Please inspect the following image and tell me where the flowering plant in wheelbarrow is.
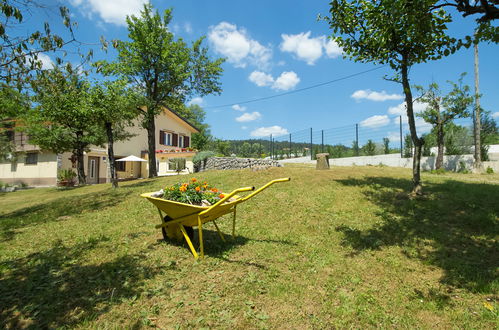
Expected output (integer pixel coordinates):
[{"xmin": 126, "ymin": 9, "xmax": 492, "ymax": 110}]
[{"xmin": 158, "ymin": 178, "xmax": 229, "ymax": 206}]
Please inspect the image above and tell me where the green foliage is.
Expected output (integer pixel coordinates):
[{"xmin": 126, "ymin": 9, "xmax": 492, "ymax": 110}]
[
  {"xmin": 176, "ymin": 104, "xmax": 211, "ymax": 151},
  {"xmin": 458, "ymin": 161, "xmax": 470, "ymax": 174},
  {"xmin": 363, "ymin": 139, "xmax": 376, "ymax": 156},
  {"xmin": 444, "ymin": 123, "xmax": 472, "ymax": 155},
  {"xmin": 430, "ymin": 168, "xmax": 447, "ymax": 174},
  {"xmin": 168, "ymin": 158, "xmax": 186, "ymax": 174},
  {"xmin": 0, "ymin": 1, "xmax": 77, "ymax": 88},
  {"xmin": 213, "ymin": 139, "xmax": 231, "ymax": 156},
  {"xmin": 162, "ymin": 179, "xmax": 223, "ymax": 205},
  {"xmin": 486, "ymin": 167, "xmax": 494, "ymax": 174},
  {"xmin": 239, "ymin": 142, "xmax": 252, "ymax": 157},
  {"xmin": 192, "ymin": 151, "xmax": 215, "ymax": 166},
  {"xmin": 480, "ymin": 110, "xmax": 499, "ymax": 161},
  {"xmin": 323, "ymin": 0, "xmax": 456, "ymax": 71},
  {"xmin": 403, "ymin": 134, "xmax": 413, "ymax": 158},
  {"xmin": 57, "ymin": 169, "xmax": 77, "ymax": 182},
  {"xmin": 383, "ymin": 138, "xmax": 390, "ymax": 154},
  {"xmin": 26, "ymin": 64, "xmax": 105, "ymax": 154}
]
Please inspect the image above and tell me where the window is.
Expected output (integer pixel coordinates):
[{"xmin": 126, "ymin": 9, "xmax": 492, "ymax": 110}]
[
  {"xmin": 25, "ymin": 152, "xmax": 38, "ymax": 165},
  {"xmin": 179, "ymin": 135, "xmax": 184, "ymax": 148},
  {"xmin": 115, "ymin": 159, "xmax": 126, "ymax": 172},
  {"xmin": 160, "ymin": 131, "xmax": 173, "ymax": 146}
]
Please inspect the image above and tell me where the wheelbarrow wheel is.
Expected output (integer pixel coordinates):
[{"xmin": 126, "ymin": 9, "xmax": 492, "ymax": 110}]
[{"xmin": 162, "ymin": 216, "xmax": 194, "ymax": 241}]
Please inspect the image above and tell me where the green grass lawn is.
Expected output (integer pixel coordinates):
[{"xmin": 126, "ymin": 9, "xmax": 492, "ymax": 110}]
[{"xmin": 1, "ymin": 165, "xmax": 498, "ymax": 328}]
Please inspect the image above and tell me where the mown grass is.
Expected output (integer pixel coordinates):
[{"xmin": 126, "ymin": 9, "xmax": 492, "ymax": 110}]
[{"xmin": 1, "ymin": 165, "xmax": 498, "ymax": 328}]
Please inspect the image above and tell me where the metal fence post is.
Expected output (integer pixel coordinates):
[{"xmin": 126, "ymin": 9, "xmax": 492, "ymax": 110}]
[
  {"xmin": 399, "ymin": 116, "xmax": 403, "ymax": 158},
  {"xmin": 355, "ymin": 123, "xmax": 359, "ymax": 156},
  {"xmin": 269, "ymin": 134, "xmax": 272, "ymax": 159},
  {"xmin": 321, "ymin": 130, "xmax": 324, "ymax": 153},
  {"xmin": 310, "ymin": 128, "xmax": 313, "ymax": 160}
]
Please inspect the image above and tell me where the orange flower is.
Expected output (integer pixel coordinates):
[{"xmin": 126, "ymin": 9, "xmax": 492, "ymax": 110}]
[
  {"xmin": 191, "ymin": 178, "xmax": 197, "ymax": 182},
  {"xmin": 211, "ymin": 188, "xmax": 218, "ymax": 193},
  {"xmin": 203, "ymin": 184, "xmax": 208, "ymax": 189},
  {"xmin": 219, "ymin": 193, "xmax": 225, "ymax": 199},
  {"xmin": 179, "ymin": 186, "xmax": 187, "ymax": 192},
  {"xmin": 195, "ymin": 186, "xmax": 201, "ymax": 192}
]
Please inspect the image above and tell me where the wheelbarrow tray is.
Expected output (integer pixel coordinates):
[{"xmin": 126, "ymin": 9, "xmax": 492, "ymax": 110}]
[{"xmin": 140, "ymin": 192, "xmax": 240, "ymax": 227}]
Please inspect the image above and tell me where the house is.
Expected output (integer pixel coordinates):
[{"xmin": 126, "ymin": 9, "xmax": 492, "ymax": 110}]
[{"xmin": 0, "ymin": 106, "xmax": 199, "ymax": 186}]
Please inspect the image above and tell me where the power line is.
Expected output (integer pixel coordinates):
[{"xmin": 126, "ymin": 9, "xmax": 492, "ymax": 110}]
[{"xmin": 205, "ymin": 65, "xmax": 388, "ymax": 109}]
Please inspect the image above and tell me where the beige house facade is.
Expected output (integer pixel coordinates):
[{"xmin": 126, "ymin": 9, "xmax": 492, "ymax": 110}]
[{"xmin": 0, "ymin": 107, "xmax": 199, "ymax": 186}]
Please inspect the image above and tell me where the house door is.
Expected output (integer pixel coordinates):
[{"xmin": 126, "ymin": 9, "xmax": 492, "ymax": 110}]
[{"xmin": 88, "ymin": 156, "xmax": 99, "ymax": 184}]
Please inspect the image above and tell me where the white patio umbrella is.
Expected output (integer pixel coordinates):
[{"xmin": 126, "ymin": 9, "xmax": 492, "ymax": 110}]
[{"xmin": 115, "ymin": 155, "xmax": 147, "ymax": 162}]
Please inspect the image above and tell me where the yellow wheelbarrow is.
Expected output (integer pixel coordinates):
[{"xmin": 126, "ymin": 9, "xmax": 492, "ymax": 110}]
[{"xmin": 141, "ymin": 178, "xmax": 290, "ymax": 259}]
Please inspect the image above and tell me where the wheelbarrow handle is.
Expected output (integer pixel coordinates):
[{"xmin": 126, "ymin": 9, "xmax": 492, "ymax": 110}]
[{"xmin": 199, "ymin": 186, "xmax": 255, "ymax": 215}]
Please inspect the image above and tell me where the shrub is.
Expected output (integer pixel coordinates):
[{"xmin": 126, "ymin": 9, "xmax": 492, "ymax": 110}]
[
  {"xmin": 192, "ymin": 151, "xmax": 215, "ymax": 165},
  {"xmin": 457, "ymin": 161, "xmax": 469, "ymax": 174},
  {"xmin": 486, "ymin": 166, "xmax": 494, "ymax": 174},
  {"xmin": 58, "ymin": 169, "xmax": 77, "ymax": 182},
  {"xmin": 430, "ymin": 168, "xmax": 447, "ymax": 174},
  {"xmin": 169, "ymin": 158, "xmax": 186, "ymax": 174}
]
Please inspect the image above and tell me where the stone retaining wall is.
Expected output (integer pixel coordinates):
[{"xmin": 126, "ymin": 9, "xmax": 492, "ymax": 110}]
[{"xmin": 197, "ymin": 157, "xmax": 281, "ymax": 172}]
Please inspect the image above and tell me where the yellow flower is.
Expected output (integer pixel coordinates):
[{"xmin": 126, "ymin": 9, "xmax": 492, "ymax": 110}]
[{"xmin": 179, "ymin": 186, "xmax": 187, "ymax": 192}]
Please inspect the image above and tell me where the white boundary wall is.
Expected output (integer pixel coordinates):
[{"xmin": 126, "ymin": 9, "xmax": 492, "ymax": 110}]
[{"xmin": 280, "ymin": 153, "xmax": 499, "ymax": 172}]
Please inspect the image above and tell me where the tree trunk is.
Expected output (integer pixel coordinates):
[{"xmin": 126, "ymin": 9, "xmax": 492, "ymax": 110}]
[
  {"xmin": 401, "ymin": 58, "xmax": 423, "ymax": 195},
  {"xmin": 436, "ymin": 122, "xmax": 444, "ymax": 170},
  {"xmin": 473, "ymin": 42, "xmax": 481, "ymax": 169},
  {"xmin": 75, "ymin": 131, "xmax": 86, "ymax": 185},
  {"xmin": 146, "ymin": 110, "xmax": 157, "ymax": 178},
  {"xmin": 105, "ymin": 122, "xmax": 118, "ymax": 188}
]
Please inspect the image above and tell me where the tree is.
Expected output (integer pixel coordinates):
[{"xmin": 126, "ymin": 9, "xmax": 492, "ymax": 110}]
[
  {"xmin": 324, "ymin": 0, "xmax": 456, "ymax": 194},
  {"xmin": 214, "ymin": 139, "xmax": 231, "ymax": 156},
  {"xmin": 239, "ymin": 142, "xmax": 252, "ymax": 157},
  {"xmin": 433, "ymin": 1, "xmax": 498, "ymax": 22},
  {"xmin": 1, "ymin": 1, "xmax": 79, "ymax": 89},
  {"xmin": 0, "ymin": 86, "xmax": 29, "ymax": 161},
  {"xmin": 416, "ymin": 74, "xmax": 473, "ymax": 169},
  {"xmin": 27, "ymin": 64, "xmax": 104, "ymax": 184},
  {"xmin": 363, "ymin": 139, "xmax": 376, "ymax": 156},
  {"xmin": 89, "ymin": 80, "xmax": 138, "ymax": 188},
  {"xmin": 404, "ymin": 134, "xmax": 413, "ymax": 158},
  {"xmin": 383, "ymin": 138, "xmax": 390, "ymax": 154},
  {"xmin": 444, "ymin": 123, "xmax": 473, "ymax": 155},
  {"xmin": 99, "ymin": 4, "xmax": 224, "ymax": 178},
  {"xmin": 252, "ymin": 143, "xmax": 263, "ymax": 158},
  {"xmin": 480, "ymin": 110, "xmax": 499, "ymax": 160},
  {"xmin": 177, "ymin": 104, "xmax": 211, "ymax": 151}
]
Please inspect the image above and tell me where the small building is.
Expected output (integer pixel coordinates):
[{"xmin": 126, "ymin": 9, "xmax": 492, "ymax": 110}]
[{"xmin": 0, "ymin": 107, "xmax": 199, "ymax": 186}]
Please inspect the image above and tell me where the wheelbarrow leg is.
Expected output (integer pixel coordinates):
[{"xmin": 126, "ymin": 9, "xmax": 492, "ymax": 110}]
[
  {"xmin": 212, "ymin": 221, "xmax": 225, "ymax": 242},
  {"xmin": 198, "ymin": 216, "xmax": 204, "ymax": 259},
  {"xmin": 232, "ymin": 207, "xmax": 237, "ymax": 238},
  {"xmin": 179, "ymin": 224, "xmax": 198, "ymax": 259}
]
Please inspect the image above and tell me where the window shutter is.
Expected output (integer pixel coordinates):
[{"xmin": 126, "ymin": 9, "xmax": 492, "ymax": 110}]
[
  {"xmin": 159, "ymin": 131, "xmax": 165, "ymax": 145},
  {"xmin": 172, "ymin": 133, "xmax": 178, "ymax": 147},
  {"xmin": 184, "ymin": 136, "xmax": 190, "ymax": 148}
]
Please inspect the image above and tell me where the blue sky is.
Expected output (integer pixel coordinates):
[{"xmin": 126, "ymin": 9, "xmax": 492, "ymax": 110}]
[{"xmin": 29, "ymin": 1, "xmax": 498, "ymax": 142}]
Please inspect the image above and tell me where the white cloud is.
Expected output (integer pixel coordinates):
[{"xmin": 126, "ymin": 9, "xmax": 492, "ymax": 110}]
[
  {"xmin": 360, "ymin": 115, "xmax": 390, "ymax": 128},
  {"xmin": 236, "ymin": 111, "xmax": 261, "ymax": 122},
  {"xmin": 251, "ymin": 125, "xmax": 289, "ymax": 137},
  {"xmin": 387, "ymin": 132, "xmax": 401, "ymax": 143},
  {"xmin": 323, "ymin": 39, "xmax": 342, "ymax": 58},
  {"xmin": 351, "ymin": 89, "xmax": 403, "ymax": 102},
  {"xmin": 388, "ymin": 101, "xmax": 427, "ymax": 116},
  {"xmin": 187, "ymin": 97, "xmax": 203, "ymax": 106},
  {"xmin": 415, "ymin": 118, "xmax": 433, "ymax": 134},
  {"xmin": 492, "ymin": 112, "xmax": 499, "ymax": 119},
  {"xmin": 70, "ymin": 0, "xmax": 147, "ymax": 26},
  {"xmin": 272, "ymin": 71, "xmax": 300, "ymax": 91},
  {"xmin": 208, "ymin": 22, "xmax": 272, "ymax": 69},
  {"xmin": 241, "ymin": 126, "xmax": 248, "ymax": 130},
  {"xmin": 232, "ymin": 104, "xmax": 246, "ymax": 112},
  {"xmin": 249, "ymin": 71, "xmax": 274, "ymax": 87},
  {"xmin": 279, "ymin": 32, "xmax": 342, "ymax": 65},
  {"xmin": 249, "ymin": 70, "xmax": 300, "ymax": 91}
]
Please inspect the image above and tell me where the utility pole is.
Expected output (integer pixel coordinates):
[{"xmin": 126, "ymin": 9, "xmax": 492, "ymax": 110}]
[{"xmin": 473, "ymin": 40, "xmax": 482, "ymax": 170}]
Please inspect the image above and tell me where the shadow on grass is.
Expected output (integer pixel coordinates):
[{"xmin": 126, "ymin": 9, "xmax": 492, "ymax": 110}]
[
  {"xmin": 0, "ymin": 236, "xmax": 162, "ymax": 328},
  {"xmin": 335, "ymin": 176, "xmax": 499, "ymax": 293},
  {"xmin": 157, "ymin": 227, "xmax": 295, "ymax": 267},
  {"xmin": 0, "ymin": 189, "xmax": 133, "ymax": 241}
]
